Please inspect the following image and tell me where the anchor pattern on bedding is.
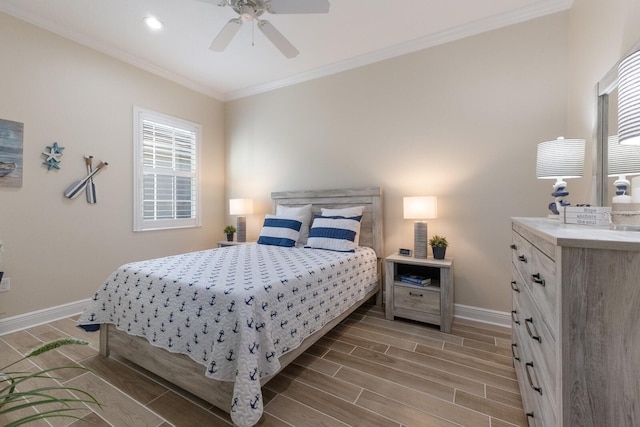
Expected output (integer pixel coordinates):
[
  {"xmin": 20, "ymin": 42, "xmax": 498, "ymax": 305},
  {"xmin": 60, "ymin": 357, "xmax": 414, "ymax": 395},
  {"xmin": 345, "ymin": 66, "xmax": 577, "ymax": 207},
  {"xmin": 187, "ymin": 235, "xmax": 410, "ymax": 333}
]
[{"xmin": 78, "ymin": 244, "xmax": 377, "ymax": 427}]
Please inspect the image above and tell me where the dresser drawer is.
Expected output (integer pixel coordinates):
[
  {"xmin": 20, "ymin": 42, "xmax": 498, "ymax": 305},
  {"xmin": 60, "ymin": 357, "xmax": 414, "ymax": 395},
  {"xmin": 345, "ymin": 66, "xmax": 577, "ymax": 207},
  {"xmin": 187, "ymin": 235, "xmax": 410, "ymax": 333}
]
[
  {"xmin": 512, "ymin": 251, "xmax": 558, "ymax": 427},
  {"xmin": 521, "ymin": 305, "xmax": 557, "ymax": 407},
  {"xmin": 515, "ymin": 319, "xmax": 557, "ymax": 426},
  {"xmin": 393, "ymin": 285, "xmax": 440, "ymax": 314},
  {"xmin": 511, "ymin": 232, "xmax": 532, "ymax": 283},
  {"xmin": 521, "ymin": 353, "xmax": 558, "ymax": 427},
  {"xmin": 527, "ymin": 244, "xmax": 558, "ymax": 337}
]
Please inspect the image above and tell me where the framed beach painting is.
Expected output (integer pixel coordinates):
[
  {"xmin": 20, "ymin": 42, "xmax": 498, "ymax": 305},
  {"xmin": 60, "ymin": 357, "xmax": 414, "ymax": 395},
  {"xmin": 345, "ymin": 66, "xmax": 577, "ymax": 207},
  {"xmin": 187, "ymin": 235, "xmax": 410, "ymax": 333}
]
[{"xmin": 0, "ymin": 118, "xmax": 23, "ymax": 187}]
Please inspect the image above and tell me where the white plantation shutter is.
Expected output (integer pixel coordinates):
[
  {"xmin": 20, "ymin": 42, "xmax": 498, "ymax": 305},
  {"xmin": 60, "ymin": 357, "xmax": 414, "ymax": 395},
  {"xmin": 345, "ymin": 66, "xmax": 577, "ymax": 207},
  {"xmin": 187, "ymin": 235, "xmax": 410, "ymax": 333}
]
[{"xmin": 134, "ymin": 107, "xmax": 201, "ymax": 231}]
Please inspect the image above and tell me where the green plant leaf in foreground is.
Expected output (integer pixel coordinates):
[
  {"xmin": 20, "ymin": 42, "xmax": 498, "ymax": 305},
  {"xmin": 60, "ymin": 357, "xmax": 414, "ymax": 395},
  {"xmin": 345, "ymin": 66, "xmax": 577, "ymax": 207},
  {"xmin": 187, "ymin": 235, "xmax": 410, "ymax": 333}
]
[{"xmin": 0, "ymin": 338, "xmax": 101, "ymax": 426}]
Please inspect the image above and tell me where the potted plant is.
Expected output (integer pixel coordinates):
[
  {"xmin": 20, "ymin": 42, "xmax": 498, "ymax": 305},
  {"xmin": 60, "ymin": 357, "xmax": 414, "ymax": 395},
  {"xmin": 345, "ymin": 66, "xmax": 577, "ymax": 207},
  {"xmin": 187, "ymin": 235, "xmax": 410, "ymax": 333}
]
[
  {"xmin": 429, "ymin": 235, "xmax": 448, "ymax": 259},
  {"xmin": 223, "ymin": 225, "xmax": 236, "ymax": 242}
]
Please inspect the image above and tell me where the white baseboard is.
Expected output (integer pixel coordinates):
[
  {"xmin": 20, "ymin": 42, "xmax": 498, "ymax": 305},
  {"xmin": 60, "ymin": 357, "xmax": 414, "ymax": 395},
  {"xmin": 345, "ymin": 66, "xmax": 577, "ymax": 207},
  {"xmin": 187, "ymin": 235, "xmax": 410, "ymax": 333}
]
[
  {"xmin": 454, "ymin": 303, "xmax": 511, "ymax": 328},
  {"xmin": 0, "ymin": 299, "xmax": 90, "ymax": 336},
  {"xmin": 0, "ymin": 299, "xmax": 510, "ymax": 336}
]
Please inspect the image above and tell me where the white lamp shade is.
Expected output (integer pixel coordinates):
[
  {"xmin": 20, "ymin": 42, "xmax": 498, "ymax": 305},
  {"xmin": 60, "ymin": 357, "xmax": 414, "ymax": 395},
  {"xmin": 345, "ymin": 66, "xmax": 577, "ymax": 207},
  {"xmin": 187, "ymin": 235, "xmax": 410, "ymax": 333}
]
[
  {"xmin": 536, "ymin": 137, "xmax": 585, "ymax": 179},
  {"xmin": 403, "ymin": 196, "xmax": 437, "ymax": 219},
  {"xmin": 608, "ymin": 135, "xmax": 640, "ymax": 176},
  {"xmin": 229, "ymin": 198, "xmax": 254, "ymax": 215},
  {"xmin": 618, "ymin": 50, "xmax": 640, "ymax": 146}
]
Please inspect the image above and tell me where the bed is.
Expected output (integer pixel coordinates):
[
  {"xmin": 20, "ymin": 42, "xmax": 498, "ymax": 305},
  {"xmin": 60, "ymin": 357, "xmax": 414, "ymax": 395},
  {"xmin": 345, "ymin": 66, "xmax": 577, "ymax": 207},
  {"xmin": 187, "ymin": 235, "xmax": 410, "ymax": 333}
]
[{"xmin": 77, "ymin": 187, "xmax": 384, "ymax": 426}]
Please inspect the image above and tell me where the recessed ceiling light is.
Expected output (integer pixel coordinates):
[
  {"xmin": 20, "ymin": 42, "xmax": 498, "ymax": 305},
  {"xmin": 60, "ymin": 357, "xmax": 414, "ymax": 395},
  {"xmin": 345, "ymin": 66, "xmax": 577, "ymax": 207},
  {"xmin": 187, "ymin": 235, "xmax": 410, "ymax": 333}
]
[{"xmin": 144, "ymin": 16, "xmax": 163, "ymax": 31}]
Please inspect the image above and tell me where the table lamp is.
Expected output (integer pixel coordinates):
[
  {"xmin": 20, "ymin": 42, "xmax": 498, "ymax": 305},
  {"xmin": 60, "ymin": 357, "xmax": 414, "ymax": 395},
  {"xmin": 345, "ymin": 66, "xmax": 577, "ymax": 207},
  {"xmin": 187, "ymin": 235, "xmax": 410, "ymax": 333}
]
[
  {"xmin": 608, "ymin": 134, "xmax": 640, "ymax": 203},
  {"xmin": 403, "ymin": 196, "xmax": 437, "ymax": 259},
  {"xmin": 229, "ymin": 198, "xmax": 253, "ymax": 242},
  {"xmin": 618, "ymin": 50, "xmax": 640, "ymax": 146},
  {"xmin": 536, "ymin": 137, "xmax": 585, "ymax": 217}
]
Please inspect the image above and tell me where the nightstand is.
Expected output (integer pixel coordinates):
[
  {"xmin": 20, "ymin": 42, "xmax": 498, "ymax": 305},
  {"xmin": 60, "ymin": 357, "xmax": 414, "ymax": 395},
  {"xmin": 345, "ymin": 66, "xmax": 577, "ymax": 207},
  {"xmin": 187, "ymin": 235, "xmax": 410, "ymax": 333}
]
[
  {"xmin": 217, "ymin": 241, "xmax": 253, "ymax": 248},
  {"xmin": 385, "ymin": 254, "xmax": 454, "ymax": 332}
]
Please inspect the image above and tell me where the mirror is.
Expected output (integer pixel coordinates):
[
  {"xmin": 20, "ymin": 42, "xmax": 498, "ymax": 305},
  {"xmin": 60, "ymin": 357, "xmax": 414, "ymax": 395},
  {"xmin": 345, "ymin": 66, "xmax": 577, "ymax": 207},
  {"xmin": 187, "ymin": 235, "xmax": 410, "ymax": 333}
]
[{"xmin": 596, "ymin": 41, "xmax": 640, "ymax": 206}]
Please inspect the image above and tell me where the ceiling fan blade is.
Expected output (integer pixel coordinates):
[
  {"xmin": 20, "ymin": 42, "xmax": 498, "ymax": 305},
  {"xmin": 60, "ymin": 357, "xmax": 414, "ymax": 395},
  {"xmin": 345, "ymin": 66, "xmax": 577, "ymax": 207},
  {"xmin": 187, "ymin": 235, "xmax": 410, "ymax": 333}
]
[
  {"xmin": 267, "ymin": 0, "xmax": 330, "ymax": 14},
  {"xmin": 210, "ymin": 18, "xmax": 243, "ymax": 51},
  {"xmin": 258, "ymin": 20, "xmax": 299, "ymax": 58}
]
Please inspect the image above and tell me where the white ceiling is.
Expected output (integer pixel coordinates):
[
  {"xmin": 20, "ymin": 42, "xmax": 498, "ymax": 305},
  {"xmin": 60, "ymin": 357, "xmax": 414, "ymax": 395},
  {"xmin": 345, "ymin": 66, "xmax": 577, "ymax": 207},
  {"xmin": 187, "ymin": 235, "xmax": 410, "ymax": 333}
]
[{"xmin": 0, "ymin": 0, "xmax": 571, "ymax": 101}]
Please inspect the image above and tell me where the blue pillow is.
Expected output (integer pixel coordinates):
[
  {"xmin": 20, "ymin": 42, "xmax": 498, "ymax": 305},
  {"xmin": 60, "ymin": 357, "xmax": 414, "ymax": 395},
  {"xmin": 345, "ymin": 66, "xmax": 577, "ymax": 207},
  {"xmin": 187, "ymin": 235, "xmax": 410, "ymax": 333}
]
[
  {"xmin": 305, "ymin": 215, "xmax": 362, "ymax": 252},
  {"xmin": 257, "ymin": 214, "xmax": 303, "ymax": 247}
]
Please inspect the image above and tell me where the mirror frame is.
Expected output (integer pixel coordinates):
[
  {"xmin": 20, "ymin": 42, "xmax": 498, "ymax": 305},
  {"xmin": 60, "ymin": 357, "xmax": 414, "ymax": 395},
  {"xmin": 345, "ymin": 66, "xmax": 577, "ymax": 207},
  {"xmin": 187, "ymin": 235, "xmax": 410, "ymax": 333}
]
[{"xmin": 596, "ymin": 40, "xmax": 640, "ymax": 206}]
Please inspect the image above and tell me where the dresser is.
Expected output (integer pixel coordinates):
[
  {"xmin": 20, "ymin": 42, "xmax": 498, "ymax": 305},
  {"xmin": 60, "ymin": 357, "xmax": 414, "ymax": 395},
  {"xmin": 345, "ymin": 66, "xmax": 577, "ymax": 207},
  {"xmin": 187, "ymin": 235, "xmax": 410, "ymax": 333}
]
[{"xmin": 510, "ymin": 218, "xmax": 640, "ymax": 426}]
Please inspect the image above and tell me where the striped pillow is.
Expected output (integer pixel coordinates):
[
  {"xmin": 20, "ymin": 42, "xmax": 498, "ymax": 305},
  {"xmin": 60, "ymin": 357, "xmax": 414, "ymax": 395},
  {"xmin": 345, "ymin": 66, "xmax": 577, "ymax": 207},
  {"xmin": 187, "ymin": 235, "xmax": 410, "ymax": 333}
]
[
  {"xmin": 321, "ymin": 206, "xmax": 365, "ymax": 245},
  {"xmin": 276, "ymin": 204, "xmax": 312, "ymax": 245},
  {"xmin": 305, "ymin": 215, "xmax": 363, "ymax": 252},
  {"xmin": 257, "ymin": 214, "xmax": 303, "ymax": 247}
]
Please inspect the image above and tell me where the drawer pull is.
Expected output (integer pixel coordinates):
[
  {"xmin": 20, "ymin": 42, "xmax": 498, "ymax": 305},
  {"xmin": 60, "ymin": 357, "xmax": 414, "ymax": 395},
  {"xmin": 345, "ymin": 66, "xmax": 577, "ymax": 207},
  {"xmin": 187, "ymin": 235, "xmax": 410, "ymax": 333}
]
[
  {"xmin": 510, "ymin": 244, "xmax": 517, "ymax": 250},
  {"xmin": 531, "ymin": 273, "xmax": 546, "ymax": 286},
  {"xmin": 511, "ymin": 310, "xmax": 520, "ymax": 325},
  {"xmin": 526, "ymin": 412, "xmax": 535, "ymax": 427},
  {"xmin": 525, "ymin": 317, "xmax": 542, "ymax": 343},
  {"xmin": 511, "ymin": 343, "xmax": 521, "ymax": 362},
  {"xmin": 409, "ymin": 292, "xmax": 423, "ymax": 297},
  {"xmin": 525, "ymin": 361, "xmax": 543, "ymax": 395},
  {"xmin": 510, "ymin": 281, "xmax": 520, "ymax": 293},
  {"xmin": 518, "ymin": 255, "xmax": 528, "ymax": 263}
]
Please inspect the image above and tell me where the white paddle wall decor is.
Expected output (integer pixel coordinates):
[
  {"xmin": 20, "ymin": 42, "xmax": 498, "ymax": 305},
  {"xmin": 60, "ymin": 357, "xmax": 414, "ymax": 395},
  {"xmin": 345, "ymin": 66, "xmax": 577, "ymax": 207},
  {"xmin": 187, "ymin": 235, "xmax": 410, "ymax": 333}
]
[{"xmin": 64, "ymin": 158, "xmax": 108, "ymax": 201}]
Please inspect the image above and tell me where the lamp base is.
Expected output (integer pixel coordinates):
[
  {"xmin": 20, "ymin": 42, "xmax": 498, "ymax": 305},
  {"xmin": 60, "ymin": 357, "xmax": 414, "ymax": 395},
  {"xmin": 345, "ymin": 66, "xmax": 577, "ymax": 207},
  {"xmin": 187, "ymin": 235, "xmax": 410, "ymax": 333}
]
[
  {"xmin": 414, "ymin": 221, "xmax": 427, "ymax": 259},
  {"xmin": 548, "ymin": 179, "xmax": 570, "ymax": 216},
  {"xmin": 237, "ymin": 216, "xmax": 247, "ymax": 242}
]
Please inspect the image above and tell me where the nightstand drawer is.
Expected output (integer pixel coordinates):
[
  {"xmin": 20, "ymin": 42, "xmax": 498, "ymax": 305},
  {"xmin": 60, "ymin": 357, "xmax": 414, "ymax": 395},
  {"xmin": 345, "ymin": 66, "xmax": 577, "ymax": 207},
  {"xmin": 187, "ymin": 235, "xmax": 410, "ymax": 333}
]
[{"xmin": 393, "ymin": 285, "xmax": 440, "ymax": 315}]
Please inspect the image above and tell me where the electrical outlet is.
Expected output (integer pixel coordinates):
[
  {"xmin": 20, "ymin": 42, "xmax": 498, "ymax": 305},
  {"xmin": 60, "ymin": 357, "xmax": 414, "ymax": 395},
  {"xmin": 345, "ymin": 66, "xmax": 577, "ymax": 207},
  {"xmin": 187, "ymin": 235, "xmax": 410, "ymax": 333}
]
[{"xmin": 0, "ymin": 278, "xmax": 10, "ymax": 292}]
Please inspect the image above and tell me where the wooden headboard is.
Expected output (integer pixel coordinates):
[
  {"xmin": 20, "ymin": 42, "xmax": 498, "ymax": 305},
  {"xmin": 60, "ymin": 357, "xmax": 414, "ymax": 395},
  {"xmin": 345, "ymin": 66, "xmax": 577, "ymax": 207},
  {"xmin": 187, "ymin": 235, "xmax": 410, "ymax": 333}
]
[{"xmin": 271, "ymin": 187, "xmax": 384, "ymax": 259}]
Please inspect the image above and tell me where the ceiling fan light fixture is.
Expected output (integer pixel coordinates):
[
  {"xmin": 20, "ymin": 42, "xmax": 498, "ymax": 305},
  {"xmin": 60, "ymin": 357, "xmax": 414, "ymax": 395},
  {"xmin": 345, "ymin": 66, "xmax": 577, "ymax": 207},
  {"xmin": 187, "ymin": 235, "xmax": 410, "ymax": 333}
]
[
  {"xmin": 239, "ymin": 4, "xmax": 257, "ymax": 21},
  {"xmin": 208, "ymin": 0, "xmax": 329, "ymax": 57}
]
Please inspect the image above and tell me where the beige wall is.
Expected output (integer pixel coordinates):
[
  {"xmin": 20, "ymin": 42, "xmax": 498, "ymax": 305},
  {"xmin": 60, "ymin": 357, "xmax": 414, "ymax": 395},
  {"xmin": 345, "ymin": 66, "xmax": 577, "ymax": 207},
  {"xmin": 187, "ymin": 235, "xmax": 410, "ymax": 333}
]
[
  {"xmin": 225, "ymin": 13, "xmax": 570, "ymax": 313},
  {"xmin": 567, "ymin": 0, "xmax": 640, "ymax": 203},
  {"xmin": 0, "ymin": 12, "xmax": 225, "ymax": 318}
]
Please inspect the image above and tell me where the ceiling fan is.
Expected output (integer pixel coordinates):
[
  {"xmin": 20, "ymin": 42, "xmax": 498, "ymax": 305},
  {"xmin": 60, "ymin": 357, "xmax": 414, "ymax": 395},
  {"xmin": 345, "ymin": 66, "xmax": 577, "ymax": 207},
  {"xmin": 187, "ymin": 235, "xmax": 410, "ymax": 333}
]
[{"xmin": 205, "ymin": 0, "xmax": 330, "ymax": 58}]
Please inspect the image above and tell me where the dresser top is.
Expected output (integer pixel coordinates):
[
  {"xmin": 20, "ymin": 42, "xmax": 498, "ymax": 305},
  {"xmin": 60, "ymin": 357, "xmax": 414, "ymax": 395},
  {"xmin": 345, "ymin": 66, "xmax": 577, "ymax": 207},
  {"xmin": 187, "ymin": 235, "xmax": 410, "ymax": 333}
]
[{"xmin": 512, "ymin": 217, "xmax": 640, "ymax": 251}]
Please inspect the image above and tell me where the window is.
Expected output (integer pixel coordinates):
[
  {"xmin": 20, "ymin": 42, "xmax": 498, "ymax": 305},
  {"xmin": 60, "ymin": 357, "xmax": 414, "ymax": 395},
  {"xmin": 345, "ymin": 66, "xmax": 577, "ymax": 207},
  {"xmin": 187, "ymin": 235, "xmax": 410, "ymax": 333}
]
[{"xmin": 133, "ymin": 107, "xmax": 201, "ymax": 231}]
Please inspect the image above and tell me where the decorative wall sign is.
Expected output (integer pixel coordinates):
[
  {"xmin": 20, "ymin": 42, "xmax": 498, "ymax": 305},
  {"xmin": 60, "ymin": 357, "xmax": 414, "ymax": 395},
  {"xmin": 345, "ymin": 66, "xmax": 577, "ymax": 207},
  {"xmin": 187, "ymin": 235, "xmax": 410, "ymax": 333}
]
[
  {"xmin": 0, "ymin": 119, "xmax": 24, "ymax": 187},
  {"xmin": 42, "ymin": 141, "xmax": 65, "ymax": 170}
]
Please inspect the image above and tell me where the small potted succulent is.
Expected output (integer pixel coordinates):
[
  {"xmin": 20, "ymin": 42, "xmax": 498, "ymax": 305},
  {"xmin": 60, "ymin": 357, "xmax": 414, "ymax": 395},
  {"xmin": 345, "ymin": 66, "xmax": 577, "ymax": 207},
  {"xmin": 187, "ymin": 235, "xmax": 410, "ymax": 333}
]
[
  {"xmin": 223, "ymin": 225, "xmax": 236, "ymax": 242},
  {"xmin": 429, "ymin": 235, "xmax": 448, "ymax": 259}
]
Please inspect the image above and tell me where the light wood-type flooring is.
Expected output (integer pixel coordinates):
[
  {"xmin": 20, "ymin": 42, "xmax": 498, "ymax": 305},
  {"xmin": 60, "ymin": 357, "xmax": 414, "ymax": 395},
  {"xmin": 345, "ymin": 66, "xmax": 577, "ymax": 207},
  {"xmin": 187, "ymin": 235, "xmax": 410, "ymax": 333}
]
[{"xmin": 0, "ymin": 304, "xmax": 525, "ymax": 426}]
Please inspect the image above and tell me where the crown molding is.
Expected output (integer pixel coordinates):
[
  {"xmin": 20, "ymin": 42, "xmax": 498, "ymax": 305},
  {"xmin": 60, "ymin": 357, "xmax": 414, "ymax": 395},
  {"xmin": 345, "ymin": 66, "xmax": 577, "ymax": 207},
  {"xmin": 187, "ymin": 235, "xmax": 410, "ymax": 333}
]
[{"xmin": 225, "ymin": 0, "xmax": 573, "ymax": 100}]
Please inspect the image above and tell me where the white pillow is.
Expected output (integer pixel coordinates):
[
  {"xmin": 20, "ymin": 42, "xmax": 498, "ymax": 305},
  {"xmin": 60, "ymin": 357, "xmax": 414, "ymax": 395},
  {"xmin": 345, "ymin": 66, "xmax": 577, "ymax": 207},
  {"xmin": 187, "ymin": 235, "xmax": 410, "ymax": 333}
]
[
  {"xmin": 276, "ymin": 204, "xmax": 312, "ymax": 245},
  {"xmin": 257, "ymin": 214, "xmax": 303, "ymax": 248},
  {"xmin": 305, "ymin": 215, "xmax": 362, "ymax": 252},
  {"xmin": 321, "ymin": 206, "xmax": 365, "ymax": 245}
]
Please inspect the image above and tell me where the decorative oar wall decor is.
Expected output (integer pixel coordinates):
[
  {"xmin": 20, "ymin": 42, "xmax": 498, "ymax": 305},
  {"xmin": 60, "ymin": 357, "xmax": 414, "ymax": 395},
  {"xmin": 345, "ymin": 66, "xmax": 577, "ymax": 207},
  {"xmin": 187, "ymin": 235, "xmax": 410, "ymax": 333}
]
[
  {"xmin": 64, "ymin": 157, "xmax": 107, "ymax": 201},
  {"xmin": 84, "ymin": 156, "xmax": 97, "ymax": 204}
]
